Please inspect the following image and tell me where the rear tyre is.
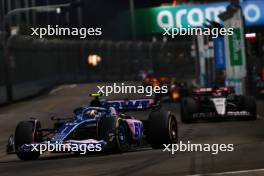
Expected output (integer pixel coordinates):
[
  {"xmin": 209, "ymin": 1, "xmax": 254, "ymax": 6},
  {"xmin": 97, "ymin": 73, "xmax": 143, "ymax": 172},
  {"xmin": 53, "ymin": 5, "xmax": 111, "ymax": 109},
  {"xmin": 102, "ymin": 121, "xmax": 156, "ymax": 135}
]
[
  {"xmin": 98, "ymin": 117, "xmax": 129, "ymax": 153},
  {"xmin": 14, "ymin": 121, "xmax": 41, "ymax": 160},
  {"xmin": 147, "ymin": 110, "xmax": 178, "ymax": 149},
  {"xmin": 181, "ymin": 97, "xmax": 198, "ymax": 123},
  {"xmin": 242, "ymin": 96, "xmax": 257, "ymax": 120}
]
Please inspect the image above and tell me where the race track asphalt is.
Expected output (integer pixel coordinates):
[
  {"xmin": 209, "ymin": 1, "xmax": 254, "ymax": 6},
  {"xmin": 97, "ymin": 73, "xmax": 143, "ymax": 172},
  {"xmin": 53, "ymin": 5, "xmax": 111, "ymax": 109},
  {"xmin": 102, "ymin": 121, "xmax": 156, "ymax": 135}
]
[{"xmin": 0, "ymin": 83, "xmax": 264, "ymax": 176}]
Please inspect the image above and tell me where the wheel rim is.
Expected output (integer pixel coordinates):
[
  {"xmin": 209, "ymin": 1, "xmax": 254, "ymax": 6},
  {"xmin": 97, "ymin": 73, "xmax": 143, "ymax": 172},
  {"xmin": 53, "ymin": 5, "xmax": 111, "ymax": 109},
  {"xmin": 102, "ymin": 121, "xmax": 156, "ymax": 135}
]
[{"xmin": 118, "ymin": 122, "xmax": 127, "ymax": 145}]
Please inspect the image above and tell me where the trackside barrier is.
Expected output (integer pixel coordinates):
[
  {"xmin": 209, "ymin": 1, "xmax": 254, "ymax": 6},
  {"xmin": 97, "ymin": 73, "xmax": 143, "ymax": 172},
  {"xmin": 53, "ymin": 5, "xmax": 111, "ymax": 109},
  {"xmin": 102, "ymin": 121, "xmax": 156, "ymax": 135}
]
[{"xmin": 0, "ymin": 35, "xmax": 194, "ymax": 104}]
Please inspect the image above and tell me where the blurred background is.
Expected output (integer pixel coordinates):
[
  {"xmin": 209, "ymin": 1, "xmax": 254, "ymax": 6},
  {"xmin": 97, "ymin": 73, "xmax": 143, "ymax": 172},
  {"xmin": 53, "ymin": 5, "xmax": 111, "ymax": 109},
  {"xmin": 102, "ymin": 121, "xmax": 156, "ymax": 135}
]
[{"xmin": 0, "ymin": 0, "xmax": 263, "ymax": 104}]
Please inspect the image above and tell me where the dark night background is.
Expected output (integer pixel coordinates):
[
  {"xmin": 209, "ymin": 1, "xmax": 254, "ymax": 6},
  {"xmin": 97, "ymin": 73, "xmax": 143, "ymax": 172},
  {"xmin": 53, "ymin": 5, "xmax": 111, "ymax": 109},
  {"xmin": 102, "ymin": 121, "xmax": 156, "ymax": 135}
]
[
  {"xmin": 0, "ymin": 0, "xmax": 263, "ymax": 103},
  {"xmin": 0, "ymin": 0, "xmax": 238, "ymax": 40}
]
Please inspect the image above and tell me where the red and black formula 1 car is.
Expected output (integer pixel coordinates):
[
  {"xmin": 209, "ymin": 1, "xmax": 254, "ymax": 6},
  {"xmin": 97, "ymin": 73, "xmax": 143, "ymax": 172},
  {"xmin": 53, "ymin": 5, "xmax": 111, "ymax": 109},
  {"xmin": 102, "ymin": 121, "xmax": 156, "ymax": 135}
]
[{"xmin": 180, "ymin": 86, "xmax": 257, "ymax": 123}]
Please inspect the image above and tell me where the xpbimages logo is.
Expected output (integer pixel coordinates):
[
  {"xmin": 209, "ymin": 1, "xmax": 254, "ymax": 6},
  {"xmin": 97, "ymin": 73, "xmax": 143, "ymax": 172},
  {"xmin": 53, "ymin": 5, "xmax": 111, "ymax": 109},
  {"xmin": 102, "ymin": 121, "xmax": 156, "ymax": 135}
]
[
  {"xmin": 29, "ymin": 142, "xmax": 102, "ymax": 155},
  {"xmin": 30, "ymin": 25, "xmax": 102, "ymax": 38},
  {"xmin": 163, "ymin": 141, "xmax": 234, "ymax": 155},
  {"xmin": 97, "ymin": 83, "xmax": 168, "ymax": 96},
  {"xmin": 163, "ymin": 26, "xmax": 234, "ymax": 39}
]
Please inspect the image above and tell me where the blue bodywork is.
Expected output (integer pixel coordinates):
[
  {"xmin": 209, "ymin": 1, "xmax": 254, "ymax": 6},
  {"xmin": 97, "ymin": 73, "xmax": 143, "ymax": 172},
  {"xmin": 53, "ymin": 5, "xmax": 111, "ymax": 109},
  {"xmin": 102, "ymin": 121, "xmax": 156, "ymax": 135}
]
[
  {"xmin": 18, "ymin": 98, "xmax": 155, "ymax": 153},
  {"xmin": 50, "ymin": 106, "xmax": 108, "ymax": 144}
]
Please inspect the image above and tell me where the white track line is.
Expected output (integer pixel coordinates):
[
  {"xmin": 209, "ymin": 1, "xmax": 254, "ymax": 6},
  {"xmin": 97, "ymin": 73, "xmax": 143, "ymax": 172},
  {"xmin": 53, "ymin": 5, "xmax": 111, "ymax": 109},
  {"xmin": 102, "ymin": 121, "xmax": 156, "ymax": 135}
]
[{"xmin": 189, "ymin": 168, "xmax": 264, "ymax": 176}]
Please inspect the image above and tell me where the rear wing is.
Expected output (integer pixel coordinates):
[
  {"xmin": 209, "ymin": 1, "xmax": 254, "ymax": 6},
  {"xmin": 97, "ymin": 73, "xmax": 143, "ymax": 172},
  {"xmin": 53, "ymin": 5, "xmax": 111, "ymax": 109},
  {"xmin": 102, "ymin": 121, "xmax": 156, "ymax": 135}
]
[
  {"xmin": 192, "ymin": 87, "xmax": 234, "ymax": 96},
  {"xmin": 101, "ymin": 99, "xmax": 159, "ymax": 111},
  {"xmin": 89, "ymin": 93, "xmax": 159, "ymax": 111}
]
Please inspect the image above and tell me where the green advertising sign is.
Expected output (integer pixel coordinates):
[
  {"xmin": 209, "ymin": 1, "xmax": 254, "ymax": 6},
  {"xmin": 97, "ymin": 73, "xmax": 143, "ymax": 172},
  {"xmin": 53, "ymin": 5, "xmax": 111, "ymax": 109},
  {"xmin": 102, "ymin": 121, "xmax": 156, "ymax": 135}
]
[
  {"xmin": 228, "ymin": 28, "xmax": 243, "ymax": 66},
  {"xmin": 133, "ymin": 1, "xmax": 264, "ymax": 35},
  {"xmin": 134, "ymin": 4, "xmax": 227, "ymax": 34}
]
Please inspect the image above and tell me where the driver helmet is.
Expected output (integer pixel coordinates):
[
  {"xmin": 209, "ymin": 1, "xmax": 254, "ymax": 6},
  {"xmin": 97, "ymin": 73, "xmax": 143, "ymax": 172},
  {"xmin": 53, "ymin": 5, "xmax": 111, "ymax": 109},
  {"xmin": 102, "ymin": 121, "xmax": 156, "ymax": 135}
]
[
  {"xmin": 85, "ymin": 110, "xmax": 98, "ymax": 118},
  {"xmin": 109, "ymin": 107, "xmax": 117, "ymax": 116}
]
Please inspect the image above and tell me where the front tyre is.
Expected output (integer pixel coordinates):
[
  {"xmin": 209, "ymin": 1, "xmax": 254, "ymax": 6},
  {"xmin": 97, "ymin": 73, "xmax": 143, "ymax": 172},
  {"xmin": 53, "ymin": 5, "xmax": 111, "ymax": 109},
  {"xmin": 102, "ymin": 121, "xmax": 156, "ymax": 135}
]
[
  {"xmin": 98, "ymin": 117, "xmax": 129, "ymax": 153},
  {"xmin": 242, "ymin": 96, "xmax": 257, "ymax": 120},
  {"xmin": 14, "ymin": 121, "xmax": 41, "ymax": 160},
  {"xmin": 181, "ymin": 97, "xmax": 198, "ymax": 123},
  {"xmin": 147, "ymin": 110, "xmax": 178, "ymax": 149}
]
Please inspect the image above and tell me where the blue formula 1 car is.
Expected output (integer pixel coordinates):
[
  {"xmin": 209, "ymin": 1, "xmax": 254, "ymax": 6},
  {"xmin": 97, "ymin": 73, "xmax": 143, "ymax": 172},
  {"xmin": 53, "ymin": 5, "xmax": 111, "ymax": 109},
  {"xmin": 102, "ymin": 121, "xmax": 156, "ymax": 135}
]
[{"xmin": 6, "ymin": 95, "xmax": 178, "ymax": 160}]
